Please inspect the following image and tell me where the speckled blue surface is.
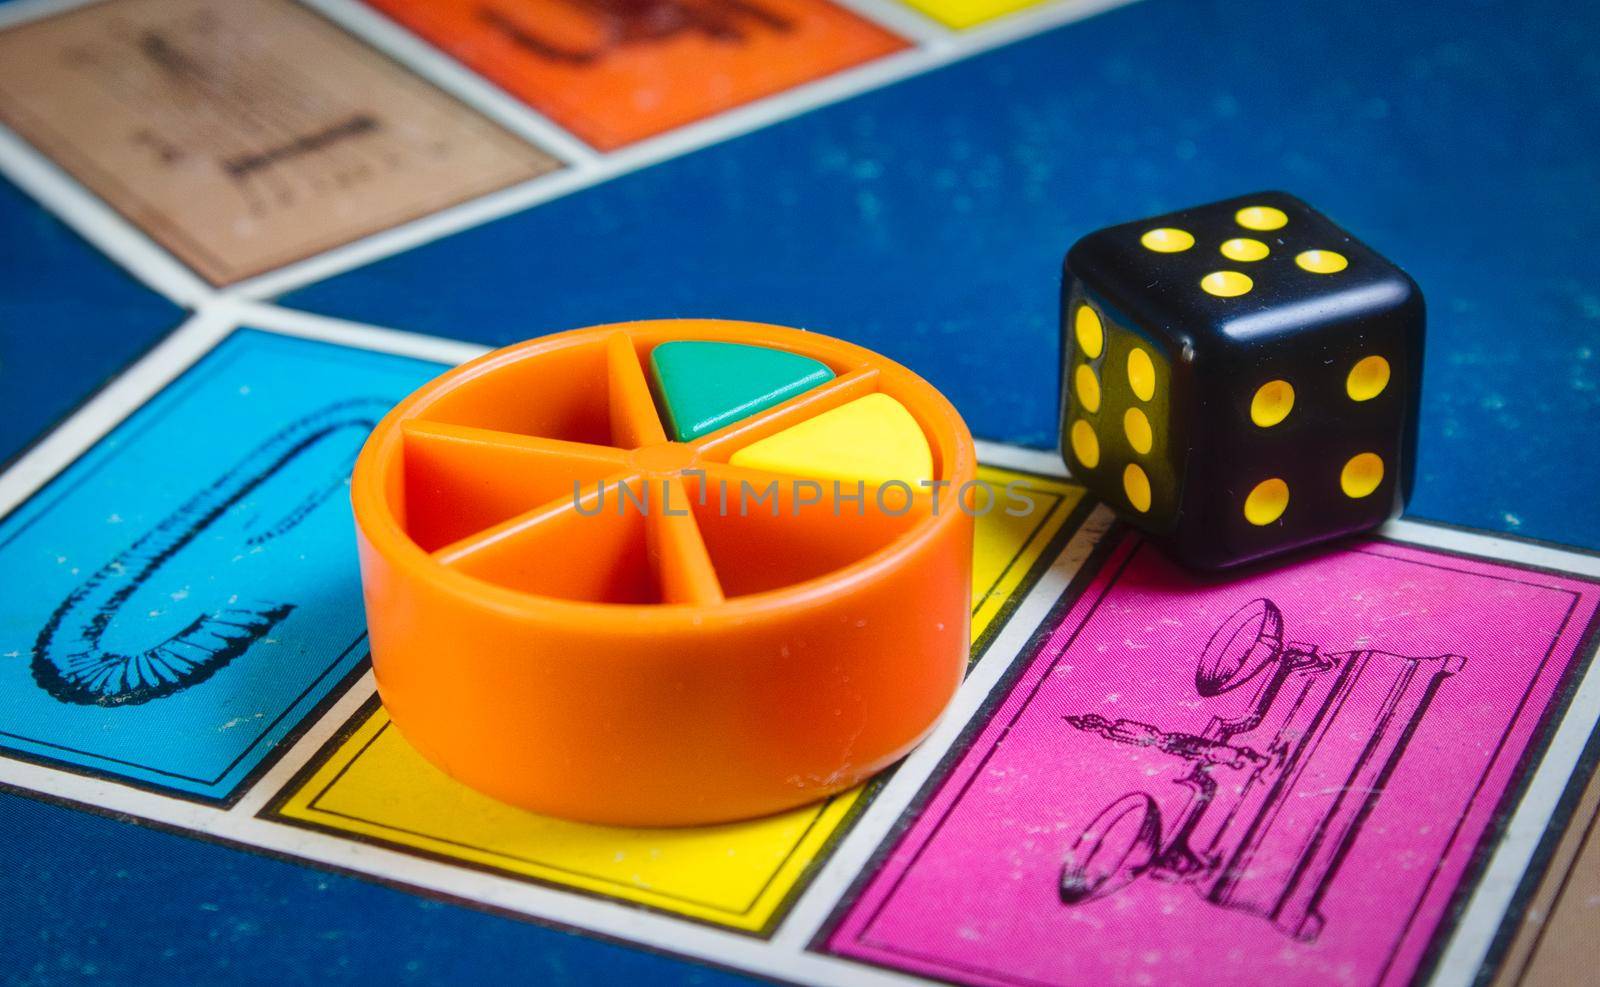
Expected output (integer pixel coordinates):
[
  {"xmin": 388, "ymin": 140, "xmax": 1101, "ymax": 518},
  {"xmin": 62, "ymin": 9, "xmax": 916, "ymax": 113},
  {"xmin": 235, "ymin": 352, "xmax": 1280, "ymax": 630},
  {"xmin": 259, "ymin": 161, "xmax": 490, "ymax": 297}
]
[
  {"xmin": 5, "ymin": 0, "xmax": 1600, "ymax": 984},
  {"xmin": 285, "ymin": 0, "xmax": 1600, "ymax": 553},
  {"xmin": 0, "ymin": 795, "xmax": 757, "ymax": 986},
  {"xmin": 0, "ymin": 174, "xmax": 182, "ymax": 468}
]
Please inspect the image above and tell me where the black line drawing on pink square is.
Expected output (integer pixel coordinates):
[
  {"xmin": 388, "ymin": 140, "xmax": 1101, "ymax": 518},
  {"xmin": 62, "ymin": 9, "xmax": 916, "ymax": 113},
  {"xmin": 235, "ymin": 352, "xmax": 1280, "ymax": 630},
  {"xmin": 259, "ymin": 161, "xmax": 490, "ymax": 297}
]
[{"xmin": 1059, "ymin": 598, "xmax": 1466, "ymax": 942}]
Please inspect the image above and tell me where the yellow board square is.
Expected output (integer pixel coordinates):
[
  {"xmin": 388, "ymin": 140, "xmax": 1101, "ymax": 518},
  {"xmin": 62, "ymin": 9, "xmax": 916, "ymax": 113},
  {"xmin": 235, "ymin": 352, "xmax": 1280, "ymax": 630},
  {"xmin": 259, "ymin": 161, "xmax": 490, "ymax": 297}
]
[
  {"xmin": 270, "ymin": 465, "xmax": 1084, "ymax": 932},
  {"xmin": 899, "ymin": 0, "xmax": 1058, "ymax": 30}
]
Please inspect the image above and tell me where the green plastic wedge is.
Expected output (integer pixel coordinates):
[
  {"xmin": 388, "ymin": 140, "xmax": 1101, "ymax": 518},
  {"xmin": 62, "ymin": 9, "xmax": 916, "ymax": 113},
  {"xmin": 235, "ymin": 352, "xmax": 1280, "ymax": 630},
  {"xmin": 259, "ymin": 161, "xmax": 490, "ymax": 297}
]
[{"xmin": 648, "ymin": 341, "xmax": 836, "ymax": 441}]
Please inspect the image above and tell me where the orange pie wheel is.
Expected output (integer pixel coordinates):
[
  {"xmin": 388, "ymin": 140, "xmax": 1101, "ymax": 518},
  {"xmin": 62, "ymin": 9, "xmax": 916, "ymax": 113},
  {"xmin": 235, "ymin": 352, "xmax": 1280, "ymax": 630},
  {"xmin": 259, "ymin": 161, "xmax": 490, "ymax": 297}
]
[{"xmin": 351, "ymin": 319, "xmax": 976, "ymax": 826}]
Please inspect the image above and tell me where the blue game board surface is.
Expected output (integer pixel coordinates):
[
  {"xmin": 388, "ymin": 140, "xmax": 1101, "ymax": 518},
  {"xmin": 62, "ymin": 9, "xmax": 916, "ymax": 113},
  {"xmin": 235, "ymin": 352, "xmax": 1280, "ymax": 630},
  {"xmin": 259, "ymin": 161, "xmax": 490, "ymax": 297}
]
[
  {"xmin": 1, "ymin": 0, "xmax": 1598, "ymax": 985},
  {"xmin": 282, "ymin": 0, "xmax": 1600, "ymax": 553},
  {"xmin": 0, "ymin": 174, "xmax": 182, "ymax": 468}
]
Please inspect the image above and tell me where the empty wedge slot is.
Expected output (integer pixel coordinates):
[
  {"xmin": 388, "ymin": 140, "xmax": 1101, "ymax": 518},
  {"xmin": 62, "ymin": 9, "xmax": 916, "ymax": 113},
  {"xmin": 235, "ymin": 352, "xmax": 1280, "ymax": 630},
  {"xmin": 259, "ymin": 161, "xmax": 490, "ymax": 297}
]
[
  {"xmin": 400, "ymin": 421, "xmax": 629, "ymax": 552},
  {"xmin": 434, "ymin": 479, "xmax": 661, "ymax": 604},
  {"xmin": 417, "ymin": 338, "xmax": 617, "ymax": 445}
]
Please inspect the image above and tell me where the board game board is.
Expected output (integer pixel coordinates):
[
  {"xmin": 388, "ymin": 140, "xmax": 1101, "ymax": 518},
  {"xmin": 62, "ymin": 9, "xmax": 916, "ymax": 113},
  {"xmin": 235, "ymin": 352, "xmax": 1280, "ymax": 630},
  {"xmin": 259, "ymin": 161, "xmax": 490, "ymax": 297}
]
[{"xmin": 1, "ymin": 0, "xmax": 1597, "ymax": 984}]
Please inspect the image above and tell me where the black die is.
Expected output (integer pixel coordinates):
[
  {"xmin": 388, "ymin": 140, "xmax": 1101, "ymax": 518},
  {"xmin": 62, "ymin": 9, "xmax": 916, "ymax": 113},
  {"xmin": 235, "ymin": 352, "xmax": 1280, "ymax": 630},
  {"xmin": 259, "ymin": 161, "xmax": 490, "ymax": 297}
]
[{"xmin": 1059, "ymin": 191, "xmax": 1424, "ymax": 569}]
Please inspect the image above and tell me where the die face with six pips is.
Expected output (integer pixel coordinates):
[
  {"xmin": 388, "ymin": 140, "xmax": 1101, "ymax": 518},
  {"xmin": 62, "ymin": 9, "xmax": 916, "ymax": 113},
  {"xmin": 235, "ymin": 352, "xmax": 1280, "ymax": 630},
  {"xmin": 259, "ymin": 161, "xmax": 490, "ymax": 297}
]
[{"xmin": 1059, "ymin": 191, "xmax": 1425, "ymax": 569}]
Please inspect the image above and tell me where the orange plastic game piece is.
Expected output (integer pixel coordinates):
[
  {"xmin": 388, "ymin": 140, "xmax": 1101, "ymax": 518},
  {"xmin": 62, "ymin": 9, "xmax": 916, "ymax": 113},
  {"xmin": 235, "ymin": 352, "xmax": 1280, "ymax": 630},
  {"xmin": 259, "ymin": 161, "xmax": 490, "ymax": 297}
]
[{"xmin": 351, "ymin": 320, "xmax": 976, "ymax": 826}]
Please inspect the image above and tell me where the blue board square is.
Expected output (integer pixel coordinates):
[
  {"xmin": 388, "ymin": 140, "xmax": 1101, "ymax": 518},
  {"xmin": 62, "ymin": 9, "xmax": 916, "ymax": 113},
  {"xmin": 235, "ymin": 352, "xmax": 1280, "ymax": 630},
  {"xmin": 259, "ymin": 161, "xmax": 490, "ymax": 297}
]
[{"xmin": 0, "ymin": 329, "xmax": 442, "ymax": 801}]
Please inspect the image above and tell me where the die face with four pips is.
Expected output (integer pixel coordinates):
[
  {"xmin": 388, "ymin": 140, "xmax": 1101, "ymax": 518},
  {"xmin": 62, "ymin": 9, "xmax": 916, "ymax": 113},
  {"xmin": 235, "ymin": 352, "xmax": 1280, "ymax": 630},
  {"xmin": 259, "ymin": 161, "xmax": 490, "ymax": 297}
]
[{"xmin": 1059, "ymin": 191, "xmax": 1425, "ymax": 569}]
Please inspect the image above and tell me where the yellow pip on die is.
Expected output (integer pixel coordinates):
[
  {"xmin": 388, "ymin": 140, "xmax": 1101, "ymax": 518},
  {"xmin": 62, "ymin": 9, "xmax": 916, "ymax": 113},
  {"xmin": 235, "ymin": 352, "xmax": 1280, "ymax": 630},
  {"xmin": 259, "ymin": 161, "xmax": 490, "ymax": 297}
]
[{"xmin": 1060, "ymin": 192, "xmax": 1424, "ymax": 569}]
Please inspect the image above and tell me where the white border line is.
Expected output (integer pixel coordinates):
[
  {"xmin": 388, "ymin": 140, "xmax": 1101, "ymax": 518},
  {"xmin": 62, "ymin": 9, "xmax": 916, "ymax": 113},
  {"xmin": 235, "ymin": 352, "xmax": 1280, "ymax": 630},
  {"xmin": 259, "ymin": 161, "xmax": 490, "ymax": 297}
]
[
  {"xmin": 0, "ymin": 124, "xmax": 211, "ymax": 305},
  {"xmin": 224, "ymin": 38, "xmax": 945, "ymax": 300},
  {"xmin": 232, "ymin": 0, "xmax": 1138, "ymax": 301},
  {"xmin": 0, "ymin": 310, "xmax": 1597, "ymax": 987},
  {"xmin": 0, "ymin": 0, "xmax": 1141, "ymax": 306},
  {"xmin": 770, "ymin": 504, "xmax": 1117, "ymax": 952},
  {"xmin": 296, "ymin": 0, "xmax": 600, "ymax": 166},
  {"xmin": 0, "ymin": 312, "xmax": 1109, "ymax": 987},
  {"xmin": 1, "ymin": 0, "xmax": 1596, "ymax": 978},
  {"xmin": 1436, "ymin": 645, "xmax": 1600, "ymax": 985},
  {"xmin": 831, "ymin": 0, "xmax": 955, "ymax": 47},
  {"xmin": 0, "ymin": 305, "xmax": 234, "ymax": 518},
  {"xmin": 1380, "ymin": 519, "xmax": 1600, "ymax": 987},
  {"xmin": 226, "ymin": 297, "xmax": 490, "ymax": 366}
]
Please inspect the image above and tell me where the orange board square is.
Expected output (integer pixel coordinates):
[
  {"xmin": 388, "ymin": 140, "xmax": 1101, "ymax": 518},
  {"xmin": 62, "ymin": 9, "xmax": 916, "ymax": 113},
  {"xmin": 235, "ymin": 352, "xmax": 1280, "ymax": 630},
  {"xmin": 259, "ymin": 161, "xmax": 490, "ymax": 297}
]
[{"xmin": 364, "ymin": 0, "xmax": 909, "ymax": 150}]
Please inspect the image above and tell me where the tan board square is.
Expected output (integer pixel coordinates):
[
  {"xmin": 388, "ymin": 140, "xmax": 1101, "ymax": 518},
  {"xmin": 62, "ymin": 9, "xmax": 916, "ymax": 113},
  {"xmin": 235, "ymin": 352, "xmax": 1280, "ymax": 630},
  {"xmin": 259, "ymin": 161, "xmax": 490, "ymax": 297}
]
[
  {"xmin": 1491, "ymin": 756, "xmax": 1600, "ymax": 987},
  {"xmin": 0, "ymin": 0, "xmax": 558, "ymax": 284}
]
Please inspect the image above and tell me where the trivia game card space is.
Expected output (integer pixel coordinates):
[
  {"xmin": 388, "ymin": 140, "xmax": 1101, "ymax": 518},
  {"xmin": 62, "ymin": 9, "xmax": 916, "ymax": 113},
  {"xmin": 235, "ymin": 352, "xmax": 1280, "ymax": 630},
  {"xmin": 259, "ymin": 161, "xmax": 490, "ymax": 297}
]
[
  {"xmin": 0, "ymin": 0, "xmax": 557, "ymax": 284},
  {"xmin": 361, "ymin": 0, "xmax": 908, "ymax": 150},
  {"xmin": 827, "ymin": 535, "xmax": 1600, "ymax": 987},
  {"xmin": 0, "ymin": 331, "xmax": 443, "ymax": 801}
]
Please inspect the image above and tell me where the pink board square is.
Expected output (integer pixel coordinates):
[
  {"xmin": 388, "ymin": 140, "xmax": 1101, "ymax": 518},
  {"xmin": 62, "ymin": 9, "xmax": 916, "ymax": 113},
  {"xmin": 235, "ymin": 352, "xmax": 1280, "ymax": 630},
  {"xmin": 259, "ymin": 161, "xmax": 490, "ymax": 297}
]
[{"xmin": 828, "ymin": 535, "xmax": 1600, "ymax": 987}]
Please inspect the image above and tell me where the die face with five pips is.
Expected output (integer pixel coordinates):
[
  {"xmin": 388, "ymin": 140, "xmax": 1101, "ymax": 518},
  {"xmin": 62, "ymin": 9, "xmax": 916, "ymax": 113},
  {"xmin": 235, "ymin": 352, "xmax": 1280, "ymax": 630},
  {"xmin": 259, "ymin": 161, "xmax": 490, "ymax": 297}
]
[{"xmin": 1060, "ymin": 191, "xmax": 1425, "ymax": 570}]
